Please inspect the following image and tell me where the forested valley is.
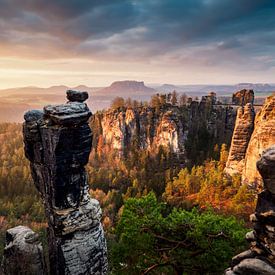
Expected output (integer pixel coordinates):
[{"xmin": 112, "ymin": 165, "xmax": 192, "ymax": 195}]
[{"xmin": 0, "ymin": 95, "xmax": 257, "ymax": 274}]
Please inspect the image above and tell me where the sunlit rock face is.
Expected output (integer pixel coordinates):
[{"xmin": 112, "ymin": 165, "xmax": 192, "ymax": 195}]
[
  {"xmin": 100, "ymin": 106, "xmax": 186, "ymax": 155},
  {"xmin": 242, "ymin": 95, "xmax": 275, "ymax": 186},
  {"xmin": 23, "ymin": 90, "xmax": 108, "ymax": 275},
  {"xmin": 2, "ymin": 226, "xmax": 46, "ymax": 275},
  {"xmin": 232, "ymin": 89, "xmax": 254, "ymax": 106},
  {"xmin": 95, "ymin": 101, "xmax": 235, "ymax": 162},
  {"xmin": 153, "ymin": 110, "xmax": 184, "ymax": 153},
  {"xmin": 225, "ymin": 103, "xmax": 255, "ymax": 176},
  {"xmin": 225, "ymin": 146, "xmax": 275, "ymax": 275},
  {"xmin": 224, "ymin": 95, "xmax": 275, "ymax": 185}
]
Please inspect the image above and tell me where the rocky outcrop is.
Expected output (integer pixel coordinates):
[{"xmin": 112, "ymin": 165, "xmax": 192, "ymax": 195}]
[
  {"xmin": 225, "ymin": 103, "xmax": 255, "ymax": 176},
  {"xmin": 225, "ymin": 146, "xmax": 275, "ymax": 275},
  {"xmin": 92, "ymin": 99, "xmax": 236, "ymax": 162},
  {"xmin": 23, "ymin": 91, "xmax": 108, "ymax": 274},
  {"xmin": 2, "ymin": 226, "xmax": 46, "ymax": 275},
  {"xmin": 232, "ymin": 89, "xmax": 254, "ymax": 106},
  {"xmin": 98, "ymin": 107, "xmax": 186, "ymax": 155},
  {"xmin": 242, "ymin": 95, "xmax": 275, "ymax": 186}
]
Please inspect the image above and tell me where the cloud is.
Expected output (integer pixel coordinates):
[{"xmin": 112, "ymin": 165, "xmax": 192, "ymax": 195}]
[{"xmin": 0, "ymin": 0, "xmax": 275, "ymax": 72}]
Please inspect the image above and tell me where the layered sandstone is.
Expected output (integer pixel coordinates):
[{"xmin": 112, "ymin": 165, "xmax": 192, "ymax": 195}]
[
  {"xmin": 23, "ymin": 91, "xmax": 108, "ymax": 274},
  {"xmin": 92, "ymin": 100, "xmax": 236, "ymax": 162},
  {"xmin": 99, "ymin": 107, "xmax": 185, "ymax": 154},
  {"xmin": 225, "ymin": 146, "xmax": 275, "ymax": 274},
  {"xmin": 224, "ymin": 103, "xmax": 255, "ymax": 176},
  {"xmin": 242, "ymin": 95, "xmax": 275, "ymax": 186}
]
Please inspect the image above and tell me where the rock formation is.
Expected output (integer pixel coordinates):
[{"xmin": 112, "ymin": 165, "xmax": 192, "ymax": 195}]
[
  {"xmin": 225, "ymin": 94, "xmax": 274, "ymax": 185},
  {"xmin": 224, "ymin": 103, "xmax": 255, "ymax": 176},
  {"xmin": 97, "ymin": 106, "xmax": 186, "ymax": 155},
  {"xmin": 91, "ymin": 99, "xmax": 236, "ymax": 162},
  {"xmin": 23, "ymin": 91, "xmax": 108, "ymax": 274},
  {"xmin": 242, "ymin": 95, "xmax": 275, "ymax": 186},
  {"xmin": 2, "ymin": 226, "xmax": 46, "ymax": 275},
  {"xmin": 225, "ymin": 146, "xmax": 275, "ymax": 275},
  {"xmin": 232, "ymin": 89, "xmax": 254, "ymax": 106}
]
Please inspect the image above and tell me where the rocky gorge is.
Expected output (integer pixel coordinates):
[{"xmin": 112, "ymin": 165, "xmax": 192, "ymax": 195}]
[{"xmin": 0, "ymin": 88, "xmax": 274, "ymax": 274}]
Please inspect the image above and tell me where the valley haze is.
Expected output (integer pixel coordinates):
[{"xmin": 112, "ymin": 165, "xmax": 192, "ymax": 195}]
[{"xmin": 0, "ymin": 80, "xmax": 274, "ymax": 122}]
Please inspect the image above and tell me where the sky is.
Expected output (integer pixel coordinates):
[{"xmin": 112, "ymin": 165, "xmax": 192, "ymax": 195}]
[{"xmin": 0, "ymin": 0, "xmax": 275, "ymax": 88}]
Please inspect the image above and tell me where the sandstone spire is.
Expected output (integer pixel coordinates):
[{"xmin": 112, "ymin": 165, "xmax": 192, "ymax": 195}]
[
  {"xmin": 23, "ymin": 90, "xmax": 108, "ymax": 274},
  {"xmin": 224, "ymin": 103, "xmax": 255, "ymax": 176},
  {"xmin": 242, "ymin": 95, "xmax": 275, "ymax": 186}
]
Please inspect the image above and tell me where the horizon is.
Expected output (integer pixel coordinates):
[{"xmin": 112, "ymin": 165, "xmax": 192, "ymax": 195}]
[
  {"xmin": 1, "ymin": 1, "xmax": 275, "ymax": 89},
  {"xmin": 1, "ymin": 80, "xmax": 275, "ymax": 91}
]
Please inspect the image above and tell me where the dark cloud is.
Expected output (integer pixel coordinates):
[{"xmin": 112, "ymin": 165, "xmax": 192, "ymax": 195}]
[{"xmin": 0, "ymin": 0, "xmax": 275, "ymax": 71}]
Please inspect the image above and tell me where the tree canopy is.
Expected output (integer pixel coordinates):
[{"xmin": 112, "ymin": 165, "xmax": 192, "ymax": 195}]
[{"xmin": 111, "ymin": 192, "xmax": 247, "ymax": 275}]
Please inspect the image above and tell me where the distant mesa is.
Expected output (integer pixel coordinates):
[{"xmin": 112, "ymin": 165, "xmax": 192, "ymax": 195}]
[
  {"xmin": 97, "ymin": 80, "xmax": 156, "ymax": 94},
  {"xmin": 159, "ymin": 84, "xmax": 178, "ymax": 93}
]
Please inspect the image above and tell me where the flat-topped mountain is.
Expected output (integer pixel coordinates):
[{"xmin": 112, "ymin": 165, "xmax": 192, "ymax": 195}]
[{"xmin": 96, "ymin": 80, "xmax": 156, "ymax": 95}]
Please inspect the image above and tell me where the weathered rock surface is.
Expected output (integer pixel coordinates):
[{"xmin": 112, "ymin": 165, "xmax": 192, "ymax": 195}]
[
  {"xmin": 242, "ymin": 95, "xmax": 275, "ymax": 186},
  {"xmin": 66, "ymin": 90, "xmax": 88, "ymax": 102},
  {"xmin": 92, "ymin": 99, "xmax": 235, "ymax": 162},
  {"xmin": 225, "ymin": 146, "xmax": 275, "ymax": 275},
  {"xmin": 225, "ymin": 103, "xmax": 255, "ymax": 176},
  {"xmin": 23, "ymin": 91, "xmax": 108, "ymax": 274},
  {"xmin": 232, "ymin": 89, "xmax": 254, "ymax": 106},
  {"xmin": 1, "ymin": 226, "xmax": 45, "ymax": 275}
]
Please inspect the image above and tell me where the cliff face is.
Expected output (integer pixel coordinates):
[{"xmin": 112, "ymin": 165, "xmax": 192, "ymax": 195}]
[
  {"xmin": 99, "ymin": 107, "xmax": 185, "ymax": 154},
  {"xmin": 225, "ymin": 95, "xmax": 275, "ymax": 185},
  {"xmin": 242, "ymin": 95, "xmax": 275, "ymax": 185},
  {"xmin": 92, "ymin": 100, "xmax": 236, "ymax": 163},
  {"xmin": 23, "ymin": 91, "xmax": 108, "ymax": 275},
  {"xmin": 225, "ymin": 103, "xmax": 255, "ymax": 176}
]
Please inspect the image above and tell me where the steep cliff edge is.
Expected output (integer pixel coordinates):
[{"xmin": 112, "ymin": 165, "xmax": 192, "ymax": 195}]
[
  {"xmin": 23, "ymin": 91, "xmax": 108, "ymax": 274},
  {"xmin": 224, "ymin": 103, "xmax": 255, "ymax": 176},
  {"xmin": 242, "ymin": 95, "xmax": 275, "ymax": 185},
  {"xmin": 91, "ymin": 99, "xmax": 236, "ymax": 164}
]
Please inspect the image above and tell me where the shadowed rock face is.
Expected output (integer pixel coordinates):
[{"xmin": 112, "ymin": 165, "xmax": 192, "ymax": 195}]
[
  {"xmin": 23, "ymin": 90, "xmax": 108, "ymax": 275},
  {"xmin": 224, "ymin": 103, "xmax": 255, "ymax": 176},
  {"xmin": 242, "ymin": 95, "xmax": 275, "ymax": 186},
  {"xmin": 225, "ymin": 146, "xmax": 275, "ymax": 275},
  {"xmin": 2, "ymin": 226, "xmax": 46, "ymax": 275}
]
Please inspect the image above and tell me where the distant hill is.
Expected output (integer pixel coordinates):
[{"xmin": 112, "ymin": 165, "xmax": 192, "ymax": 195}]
[
  {"xmin": 153, "ymin": 83, "xmax": 275, "ymax": 95},
  {"xmin": 0, "ymin": 81, "xmax": 274, "ymax": 122},
  {"xmin": 0, "ymin": 85, "xmax": 95, "ymax": 122}
]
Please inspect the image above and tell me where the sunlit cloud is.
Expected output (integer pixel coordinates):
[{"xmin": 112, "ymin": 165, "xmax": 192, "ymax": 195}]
[{"xmin": 0, "ymin": 0, "xmax": 275, "ymax": 88}]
